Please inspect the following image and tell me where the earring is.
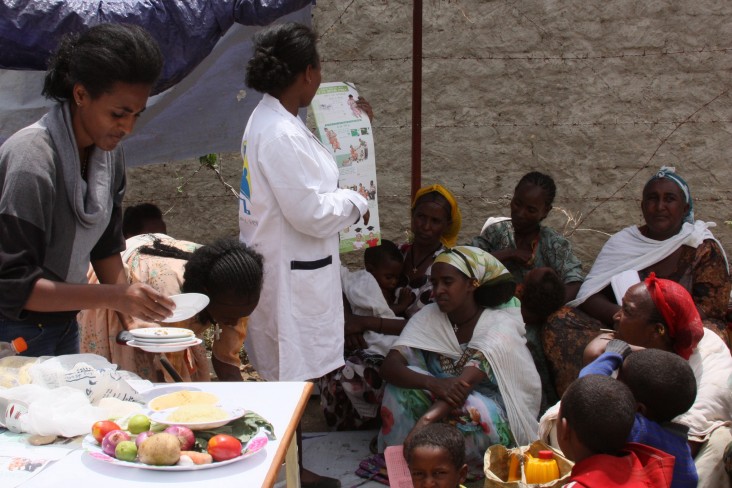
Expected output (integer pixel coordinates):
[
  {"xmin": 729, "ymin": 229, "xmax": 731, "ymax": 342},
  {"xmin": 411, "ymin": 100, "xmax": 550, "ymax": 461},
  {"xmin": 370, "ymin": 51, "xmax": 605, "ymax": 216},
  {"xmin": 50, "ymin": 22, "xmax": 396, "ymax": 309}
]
[
  {"xmin": 472, "ymin": 278, "xmax": 480, "ymax": 288},
  {"xmin": 75, "ymin": 99, "xmax": 81, "ymax": 106},
  {"xmin": 657, "ymin": 327, "xmax": 665, "ymax": 335}
]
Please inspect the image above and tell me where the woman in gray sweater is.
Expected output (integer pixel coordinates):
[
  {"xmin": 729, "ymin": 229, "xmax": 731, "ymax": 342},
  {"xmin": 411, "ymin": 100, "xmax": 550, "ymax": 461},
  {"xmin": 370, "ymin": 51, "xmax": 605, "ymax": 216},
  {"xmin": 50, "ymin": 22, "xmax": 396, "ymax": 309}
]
[{"xmin": 0, "ymin": 23, "xmax": 172, "ymax": 356}]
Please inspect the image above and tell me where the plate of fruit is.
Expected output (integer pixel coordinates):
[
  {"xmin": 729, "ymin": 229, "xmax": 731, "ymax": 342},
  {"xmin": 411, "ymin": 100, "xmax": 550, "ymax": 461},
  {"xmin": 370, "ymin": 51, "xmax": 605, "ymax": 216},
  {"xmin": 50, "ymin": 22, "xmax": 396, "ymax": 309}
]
[{"xmin": 84, "ymin": 414, "xmax": 268, "ymax": 471}]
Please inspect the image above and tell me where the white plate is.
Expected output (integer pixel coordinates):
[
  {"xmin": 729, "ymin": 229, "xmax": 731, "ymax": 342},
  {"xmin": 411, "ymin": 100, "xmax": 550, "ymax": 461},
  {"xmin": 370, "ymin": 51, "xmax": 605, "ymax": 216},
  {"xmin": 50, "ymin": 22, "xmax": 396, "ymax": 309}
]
[
  {"xmin": 149, "ymin": 405, "xmax": 247, "ymax": 430},
  {"xmin": 129, "ymin": 327, "xmax": 195, "ymax": 340},
  {"xmin": 132, "ymin": 336, "xmax": 198, "ymax": 345},
  {"xmin": 161, "ymin": 293, "xmax": 210, "ymax": 323},
  {"xmin": 83, "ymin": 431, "xmax": 268, "ymax": 471},
  {"xmin": 127, "ymin": 338, "xmax": 202, "ymax": 353}
]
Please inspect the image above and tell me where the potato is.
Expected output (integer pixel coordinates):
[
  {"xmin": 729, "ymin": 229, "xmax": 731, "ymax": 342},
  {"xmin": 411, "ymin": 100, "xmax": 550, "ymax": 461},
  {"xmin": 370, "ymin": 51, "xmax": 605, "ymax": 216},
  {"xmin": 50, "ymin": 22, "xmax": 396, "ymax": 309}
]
[{"xmin": 137, "ymin": 433, "xmax": 181, "ymax": 466}]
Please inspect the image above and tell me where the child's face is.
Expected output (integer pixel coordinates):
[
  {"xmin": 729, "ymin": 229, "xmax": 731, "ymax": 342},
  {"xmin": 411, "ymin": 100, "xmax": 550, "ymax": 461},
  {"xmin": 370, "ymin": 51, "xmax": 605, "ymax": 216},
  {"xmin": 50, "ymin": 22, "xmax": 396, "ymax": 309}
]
[
  {"xmin": 408, "ymin": 446, "xmax": 468, "ymax": 488},
  {"xmin": 369, "ymin": 259, "xmax": 403, "ymax": 292}
]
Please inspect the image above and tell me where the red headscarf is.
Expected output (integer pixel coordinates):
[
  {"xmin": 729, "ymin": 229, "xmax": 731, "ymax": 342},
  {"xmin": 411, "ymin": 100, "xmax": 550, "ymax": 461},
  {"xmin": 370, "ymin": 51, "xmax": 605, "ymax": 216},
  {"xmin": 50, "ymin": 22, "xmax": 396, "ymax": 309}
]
[{"xmin": 644, "ymin": 273, "xmax": 703, "ymax": 360}]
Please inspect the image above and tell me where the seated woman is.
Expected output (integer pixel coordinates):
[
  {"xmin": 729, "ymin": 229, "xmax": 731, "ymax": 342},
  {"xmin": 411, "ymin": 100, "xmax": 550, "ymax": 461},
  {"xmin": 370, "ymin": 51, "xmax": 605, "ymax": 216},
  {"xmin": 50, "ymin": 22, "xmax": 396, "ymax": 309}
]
[
  {"xmin": 79, "ymin": 235, "xmax": 263, "ymax": 382},
  {"xmin": 378, "ymin": 246, "xmax": 541, "ymax": 480},
  {"xmin": 471, "ymin": 171, "xmax": 584, "ymax": 303},
  {"xmin": 319, "ymin": 184, "xmax": 461, "ymax": 431},
  {"xmin": 544, "ymin": 166, "xmax": 730, "ymax": 395},
  {"xmin": 541, "ymin": 275, "xmax": 732, "ymax": 488}
]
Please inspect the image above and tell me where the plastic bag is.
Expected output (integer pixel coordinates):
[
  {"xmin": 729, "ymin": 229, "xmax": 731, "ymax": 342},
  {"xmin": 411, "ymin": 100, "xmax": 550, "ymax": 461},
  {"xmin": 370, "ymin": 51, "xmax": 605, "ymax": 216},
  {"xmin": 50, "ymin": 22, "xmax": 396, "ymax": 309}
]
[
  {"xmin": 28, "ymin": 354, "xmax": 149, "ymax": 404},
  {"xmin": 0, "ymin": 384, "xmax": 107, "ymax": 437},
  {"xmin": 0, "ymin": 354, "xmax": 153, "ymax": 437},
  {"xmin": 0, "ymin": 355, "xmax": 41, "ymax": 388},
  {"xmin": 484, "ymin": 440, "xmax": 573, "ymax": 488}
]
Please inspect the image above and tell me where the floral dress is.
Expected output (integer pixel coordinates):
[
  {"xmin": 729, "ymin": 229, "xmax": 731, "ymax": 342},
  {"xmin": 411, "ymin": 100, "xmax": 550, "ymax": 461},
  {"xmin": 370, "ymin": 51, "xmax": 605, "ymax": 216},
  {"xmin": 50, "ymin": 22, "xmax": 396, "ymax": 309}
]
[{"xmin": 378, "ymin": 344, "xmax": 516, "ymax": 480}]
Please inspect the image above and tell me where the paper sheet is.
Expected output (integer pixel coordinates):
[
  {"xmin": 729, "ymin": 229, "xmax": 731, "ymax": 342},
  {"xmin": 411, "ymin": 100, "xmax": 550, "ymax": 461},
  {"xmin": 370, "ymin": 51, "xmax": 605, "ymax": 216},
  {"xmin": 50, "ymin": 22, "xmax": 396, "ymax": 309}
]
[
  {"xmin": 0, "ymin": 430, "xmax": 78, "ymax": 488},
  {"xmin": 384, "ymin": 445, "xmax": 414, "ymax": 488}
]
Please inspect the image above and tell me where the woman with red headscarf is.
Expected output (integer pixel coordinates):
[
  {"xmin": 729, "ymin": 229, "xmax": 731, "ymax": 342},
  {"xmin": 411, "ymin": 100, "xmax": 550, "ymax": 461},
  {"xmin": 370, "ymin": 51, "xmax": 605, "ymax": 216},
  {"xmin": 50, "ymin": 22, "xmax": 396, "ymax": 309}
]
[{"xmin": 546, "ymin": 275, "xmax": 732, "ymax": 487}]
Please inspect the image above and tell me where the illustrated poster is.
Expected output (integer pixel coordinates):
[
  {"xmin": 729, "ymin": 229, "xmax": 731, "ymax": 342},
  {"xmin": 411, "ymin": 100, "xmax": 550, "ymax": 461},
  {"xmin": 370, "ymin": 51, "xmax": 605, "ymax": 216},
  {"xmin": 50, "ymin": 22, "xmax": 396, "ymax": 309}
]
[{"xmin": 310, "ymin": 82, "xmax": 381, "ymax": 253}]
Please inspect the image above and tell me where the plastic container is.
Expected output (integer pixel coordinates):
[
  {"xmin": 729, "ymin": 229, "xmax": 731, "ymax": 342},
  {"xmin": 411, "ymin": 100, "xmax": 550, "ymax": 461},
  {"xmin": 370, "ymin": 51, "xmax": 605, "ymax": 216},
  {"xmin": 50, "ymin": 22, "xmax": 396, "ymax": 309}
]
[
  {"xmin": 0, "ymin": 337, "xmax": 27, "ymax": 359},
  {"xmin": 525, "ymin": 450, "xmax": 560, "ymax": 484},
  {"xmin": 507, "ymin": 451, "xmax": 522, "ymax": 481}
]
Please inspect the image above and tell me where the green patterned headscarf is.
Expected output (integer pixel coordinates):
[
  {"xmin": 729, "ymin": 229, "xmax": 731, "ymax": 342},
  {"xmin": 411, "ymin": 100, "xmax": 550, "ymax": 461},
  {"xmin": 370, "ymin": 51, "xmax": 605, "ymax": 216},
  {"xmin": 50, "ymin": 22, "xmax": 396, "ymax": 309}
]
[{"xmin": 434, "ymin": 246, "xmax": 513, "ymax": 288}]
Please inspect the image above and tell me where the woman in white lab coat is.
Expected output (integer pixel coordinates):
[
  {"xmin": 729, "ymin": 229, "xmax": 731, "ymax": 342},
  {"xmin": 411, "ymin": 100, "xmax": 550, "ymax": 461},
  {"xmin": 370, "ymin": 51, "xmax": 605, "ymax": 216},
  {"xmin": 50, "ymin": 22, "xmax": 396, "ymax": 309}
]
[{"xmin": 238, "ymin": 24, "xmax": 369, "ymax": 485}]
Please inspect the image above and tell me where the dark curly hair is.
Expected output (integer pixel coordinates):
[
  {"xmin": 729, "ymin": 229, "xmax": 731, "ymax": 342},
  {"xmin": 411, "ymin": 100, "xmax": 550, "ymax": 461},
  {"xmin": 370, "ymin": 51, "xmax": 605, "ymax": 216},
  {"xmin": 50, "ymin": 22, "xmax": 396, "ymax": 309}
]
[
  {"xmin": 245, "ymin": 22, "xmax": 319, "ymax": 95},
  {"xmin": 405, "ymin": 423, "xmax": 465, "ymax": 470},
  {"xmin": 138, "ymin": 237, "xmax": 263, "ymax": 300},
  {"xmin": 516, "ymin": 171, "xmax": 557, "ymax": 207},
  {"xmin": 561, "ymin": 375, "xmax": 636, "ymax": 455},
  {"xmin": 621, "ymin": 349, "xmax": 696, "ymax": 423},
  {"xmin": 122, "ymin": 203, "xmax": 164, "ymax": 238},
  {"xmin": 521, "ymin": 268, "xmax": 565, "ymax": 322},
  {"xmin": 43, "ymin": 23, "xmax": 163, "ymax": 102}
]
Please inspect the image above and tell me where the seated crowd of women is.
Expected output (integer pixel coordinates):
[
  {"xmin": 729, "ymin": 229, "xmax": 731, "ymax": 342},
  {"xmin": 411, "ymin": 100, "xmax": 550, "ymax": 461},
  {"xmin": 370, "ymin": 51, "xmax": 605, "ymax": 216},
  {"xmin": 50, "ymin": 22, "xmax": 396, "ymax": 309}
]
[
  {"xmin": 320, "ymin": 170, "xmax": 731, "ymax": 484},
  {"xmin": 0, "ymin": 19, "xmax": 729, "ymax": 487}
]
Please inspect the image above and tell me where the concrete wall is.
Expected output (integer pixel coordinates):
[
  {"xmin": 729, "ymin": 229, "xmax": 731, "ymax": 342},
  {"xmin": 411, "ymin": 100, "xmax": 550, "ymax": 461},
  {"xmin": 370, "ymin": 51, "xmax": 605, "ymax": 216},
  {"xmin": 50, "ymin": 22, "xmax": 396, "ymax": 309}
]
[{"xmin": 126, "ymin": 0, "xmax": 732, "ymax": 269}]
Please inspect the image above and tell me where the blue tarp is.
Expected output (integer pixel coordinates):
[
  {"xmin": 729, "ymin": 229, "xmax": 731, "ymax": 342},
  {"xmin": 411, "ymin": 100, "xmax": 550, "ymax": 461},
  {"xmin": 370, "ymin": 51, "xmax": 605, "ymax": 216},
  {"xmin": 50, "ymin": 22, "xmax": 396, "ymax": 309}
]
[
  {"xmin": 0, "ymin": 1, "xmax": 312, "ymax": 165},
  {"xmin": 1, "ymin": 0, "xmax": 312, "ymax": 92}
]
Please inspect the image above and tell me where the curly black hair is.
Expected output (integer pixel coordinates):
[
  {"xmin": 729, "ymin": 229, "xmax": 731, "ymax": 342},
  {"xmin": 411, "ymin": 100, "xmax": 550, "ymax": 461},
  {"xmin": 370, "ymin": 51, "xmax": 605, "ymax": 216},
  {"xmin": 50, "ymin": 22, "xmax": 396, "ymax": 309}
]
[
  {"xmin": 43, "ymin": 23, "xmax": 162, "ymax": 102},
  {"xmin": 245, "ymin": 22, "xmax": 319, "ymax": 96}
]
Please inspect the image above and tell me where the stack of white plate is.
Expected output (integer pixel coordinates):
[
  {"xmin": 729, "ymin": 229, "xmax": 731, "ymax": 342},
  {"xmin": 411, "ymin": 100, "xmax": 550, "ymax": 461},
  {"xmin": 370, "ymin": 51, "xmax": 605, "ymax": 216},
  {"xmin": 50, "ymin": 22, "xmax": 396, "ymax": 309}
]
[{"xmin": 127, "ymin": 327, "xmax": 202, "ymax": 353}]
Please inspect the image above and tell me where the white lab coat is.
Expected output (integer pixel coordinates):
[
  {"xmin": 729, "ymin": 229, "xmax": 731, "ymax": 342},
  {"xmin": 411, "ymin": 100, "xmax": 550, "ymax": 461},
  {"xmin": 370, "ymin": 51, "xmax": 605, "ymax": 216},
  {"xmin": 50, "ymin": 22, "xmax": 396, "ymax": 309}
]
[{"xmin": 239, "ymin": 94, "xmax": 368, "ymax": 381}]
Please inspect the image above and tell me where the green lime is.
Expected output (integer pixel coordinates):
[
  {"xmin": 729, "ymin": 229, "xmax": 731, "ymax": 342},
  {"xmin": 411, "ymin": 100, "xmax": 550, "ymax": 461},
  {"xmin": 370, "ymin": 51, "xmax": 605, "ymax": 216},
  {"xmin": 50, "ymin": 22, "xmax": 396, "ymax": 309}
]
[
  {"xmin": 115, "ymin": 440, "xmax": 138, "ymax": 462},
  {"xmin": 128, "ymin": 414, "xmax": 151, "ymax": 435}
]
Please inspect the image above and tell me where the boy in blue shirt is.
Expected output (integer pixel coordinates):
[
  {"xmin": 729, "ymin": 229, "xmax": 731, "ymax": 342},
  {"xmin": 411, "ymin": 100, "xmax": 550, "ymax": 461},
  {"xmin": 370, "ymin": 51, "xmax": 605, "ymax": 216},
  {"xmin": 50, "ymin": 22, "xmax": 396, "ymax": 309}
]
[{"xmin": 580, "ymin": 341, "xmax": 698, "ymax": 488}]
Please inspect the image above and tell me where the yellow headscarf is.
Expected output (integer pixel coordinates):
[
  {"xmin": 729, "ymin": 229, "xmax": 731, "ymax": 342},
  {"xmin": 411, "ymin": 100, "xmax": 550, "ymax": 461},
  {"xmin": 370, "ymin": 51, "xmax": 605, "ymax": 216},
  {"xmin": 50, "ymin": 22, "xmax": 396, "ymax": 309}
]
[{"xmin": 411, "ymin": 184, "xmax": 462, "ymax": 247}]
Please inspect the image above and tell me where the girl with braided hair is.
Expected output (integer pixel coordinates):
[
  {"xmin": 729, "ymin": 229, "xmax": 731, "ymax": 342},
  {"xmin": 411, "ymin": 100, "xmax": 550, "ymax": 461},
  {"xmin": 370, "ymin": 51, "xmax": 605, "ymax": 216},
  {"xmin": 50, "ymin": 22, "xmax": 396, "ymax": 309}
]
[
  {"xmin": 78, "ymin": 234, "xmax": 263, "ymax": 382},
  {"xmin": 471, "ymin": 171, "xmax": 584, "ymax": 303}
]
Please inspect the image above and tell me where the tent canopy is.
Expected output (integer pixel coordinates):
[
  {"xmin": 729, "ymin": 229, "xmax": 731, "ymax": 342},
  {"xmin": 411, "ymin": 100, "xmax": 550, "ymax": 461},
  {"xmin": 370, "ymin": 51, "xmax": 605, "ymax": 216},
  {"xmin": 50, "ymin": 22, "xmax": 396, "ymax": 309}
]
[{"xmin": 0, "ymin": 0, "xmax": 312, "ymax": 166}]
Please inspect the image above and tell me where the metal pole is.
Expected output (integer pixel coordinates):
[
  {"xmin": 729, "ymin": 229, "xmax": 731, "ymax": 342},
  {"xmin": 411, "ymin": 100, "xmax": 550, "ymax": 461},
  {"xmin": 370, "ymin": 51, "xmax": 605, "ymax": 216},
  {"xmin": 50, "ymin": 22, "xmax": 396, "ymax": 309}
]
[{"xmin": 411, "ymin": 0, "xmax": 423, "ymax": 200}]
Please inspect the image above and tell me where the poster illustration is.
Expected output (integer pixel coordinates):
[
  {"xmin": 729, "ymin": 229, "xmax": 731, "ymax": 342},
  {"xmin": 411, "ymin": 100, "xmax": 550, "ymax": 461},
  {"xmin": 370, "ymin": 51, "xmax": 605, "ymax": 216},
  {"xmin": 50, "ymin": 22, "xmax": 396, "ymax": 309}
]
[{"xmin": 310, "ymin": 82, "xmax": 381, "ymax": 253}]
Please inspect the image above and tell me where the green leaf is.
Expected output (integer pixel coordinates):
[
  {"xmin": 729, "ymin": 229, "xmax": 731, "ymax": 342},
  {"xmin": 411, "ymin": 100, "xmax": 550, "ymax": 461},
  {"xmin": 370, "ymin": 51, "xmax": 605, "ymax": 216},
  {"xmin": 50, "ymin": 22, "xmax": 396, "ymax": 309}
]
[{"xmin": 193, "ymin": 411, "xmax": 276, "ymax": 447}]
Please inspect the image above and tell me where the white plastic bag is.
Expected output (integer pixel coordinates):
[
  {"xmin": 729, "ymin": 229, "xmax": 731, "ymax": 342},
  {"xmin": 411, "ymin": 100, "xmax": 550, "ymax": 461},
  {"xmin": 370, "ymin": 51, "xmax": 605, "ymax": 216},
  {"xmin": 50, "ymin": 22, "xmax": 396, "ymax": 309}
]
[
  {"xmin": 0, "ymin": 384, "xmax": 106, "ymax": 437},
  {"xmin": 28, "ymin": 353, "xmax": 150, "ymax": 404}
]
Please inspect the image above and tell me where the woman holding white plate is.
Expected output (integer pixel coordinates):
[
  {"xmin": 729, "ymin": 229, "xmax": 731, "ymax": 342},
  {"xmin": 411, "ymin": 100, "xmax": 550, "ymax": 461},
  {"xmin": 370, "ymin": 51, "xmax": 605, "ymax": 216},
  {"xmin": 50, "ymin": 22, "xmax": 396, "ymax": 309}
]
[{"xmin": 78, "ymin": 235, "xmax": 264, "ymax": 382}]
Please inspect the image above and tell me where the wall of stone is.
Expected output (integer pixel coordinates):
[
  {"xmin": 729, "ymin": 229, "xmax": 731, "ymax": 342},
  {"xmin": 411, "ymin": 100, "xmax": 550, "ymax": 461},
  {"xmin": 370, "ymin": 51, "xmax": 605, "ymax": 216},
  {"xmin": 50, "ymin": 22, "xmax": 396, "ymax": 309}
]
[{"xmin": 126, "ymin": 0, "xmax": 732, "ymax": 270}]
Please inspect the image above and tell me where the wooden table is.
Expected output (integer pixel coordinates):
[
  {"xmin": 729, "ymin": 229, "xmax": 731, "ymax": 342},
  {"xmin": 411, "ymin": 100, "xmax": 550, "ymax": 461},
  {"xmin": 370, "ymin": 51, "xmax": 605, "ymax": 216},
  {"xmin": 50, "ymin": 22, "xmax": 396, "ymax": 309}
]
[{"xmin": 18, "ymin": 381, "xmax": 313, "ymax": 488}]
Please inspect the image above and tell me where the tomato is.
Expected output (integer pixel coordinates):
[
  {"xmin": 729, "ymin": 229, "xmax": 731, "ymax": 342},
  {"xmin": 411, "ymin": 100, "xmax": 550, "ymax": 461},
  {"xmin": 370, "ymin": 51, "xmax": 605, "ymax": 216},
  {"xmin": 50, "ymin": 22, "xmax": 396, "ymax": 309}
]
[
  {"xmin": 91, "ymin": 420, "xmax": 121, "ymax": 444},
  {"xmin": 207, "ymin": 434, "xmax": 242, "ymax": 462}
]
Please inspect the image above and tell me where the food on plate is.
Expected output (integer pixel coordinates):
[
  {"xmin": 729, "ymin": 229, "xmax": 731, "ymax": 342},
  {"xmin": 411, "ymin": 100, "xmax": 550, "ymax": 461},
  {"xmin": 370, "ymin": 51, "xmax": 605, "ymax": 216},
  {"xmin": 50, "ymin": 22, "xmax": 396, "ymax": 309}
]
[
  {"xmin": 138, "ymin": 432, "xmax": 181, "ymax": 466},
  {"xmin": 166, "ymin": 404, "xmax": 228, "ymax": 424},
  {"xmin": 164, "ymin": 425, "xmax": 195, "ymax": 450},
  {"xmin": 207, "ymin": 434, "xmax": 242, "ymax": 462},
  {"xmin": 148, "ymin": 390, "xmax": 219, "ymax": 411},
  {"xmin": 127, "ymin": 414, "xmax": 151, "ymax": 434},
  {"xmin": 135, "ymin": 431, "xmax": 155, "ymax": 448},
  {"xmin": 98, "ymin": 397, "xmax": 143, "ymax": 419},
  {"xmin": 115, "ymin": 440, "xmax": 138, "ymax": 462},
  {"xmin": 102, "ymin": 429, "xmax": 131, "ymax": 457},
  {"xmin": 179, "ymin": 451, "xmax": 213, "ymax": 465},
  {"xmin": 91, "ymin": 420, "xmax": 121, "ymax": 444}
]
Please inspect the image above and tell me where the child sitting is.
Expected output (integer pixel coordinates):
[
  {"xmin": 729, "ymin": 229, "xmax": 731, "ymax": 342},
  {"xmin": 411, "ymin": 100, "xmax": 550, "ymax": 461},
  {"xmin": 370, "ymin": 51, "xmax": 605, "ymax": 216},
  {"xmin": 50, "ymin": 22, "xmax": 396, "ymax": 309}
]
[
  {"xmin": 339, "ymin": 239, "xmax": 409, "ymax": 357},
  {"xmin": 404, "ymin": 423, "xmax": 469, "ymax": 488},
  {"xmin": 558, "ymin": 375, "xmax": 675, "ymax": 487},
  {"xmin": 580, "ymin": 343, "xmax": 698, "ymax": 488},
  {"xmin": 521, "ymin": 267, "xmax": 565, "ymax": 414},
  {"xmin": 364, "ymin": 239, "xmax": 413, "ymax": 316}
]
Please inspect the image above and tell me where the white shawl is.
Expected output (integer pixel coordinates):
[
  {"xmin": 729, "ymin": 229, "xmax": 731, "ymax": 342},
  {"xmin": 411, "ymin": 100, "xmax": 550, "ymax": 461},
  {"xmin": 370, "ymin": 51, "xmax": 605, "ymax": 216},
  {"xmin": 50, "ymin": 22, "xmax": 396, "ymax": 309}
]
[
  {"xmin": 569, "ymin": 220, "xmax": 727, "ymax": 307},
  {"xmin": 340, "ymin": 267, "xmax": 398, "ymax": 356},
  {"xmin": 395, "ymin": 303, "xmax": 541, "ymax": 445}
]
